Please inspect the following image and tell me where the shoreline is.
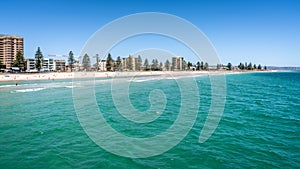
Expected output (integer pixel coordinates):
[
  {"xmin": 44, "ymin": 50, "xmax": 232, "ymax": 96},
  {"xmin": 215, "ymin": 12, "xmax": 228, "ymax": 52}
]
[{"xmin": 0, "ymin": 70, "xmax": 276, "ymax": 82}]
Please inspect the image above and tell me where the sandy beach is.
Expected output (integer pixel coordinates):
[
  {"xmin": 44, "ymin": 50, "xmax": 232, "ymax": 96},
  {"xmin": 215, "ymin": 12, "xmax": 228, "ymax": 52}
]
[{"xmin": 0, "ymin": 70, "xmax": 272, "ymax": 82}]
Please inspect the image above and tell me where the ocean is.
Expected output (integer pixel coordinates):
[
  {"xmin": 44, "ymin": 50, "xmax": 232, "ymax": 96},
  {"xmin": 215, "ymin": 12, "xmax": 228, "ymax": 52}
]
[{"xmin": 0, "ymin": 71, "xmax": 299, "ymax": 168}]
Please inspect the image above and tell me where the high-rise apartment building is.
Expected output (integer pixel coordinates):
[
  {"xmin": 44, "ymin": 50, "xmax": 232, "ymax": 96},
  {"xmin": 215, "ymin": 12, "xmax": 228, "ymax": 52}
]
[
  {"xmin": 0, "ymin": 34, "xmax": 24, "ymax": 68},
  {"xmin": 172, "ymin": 56, "xmax": 184, "ymax": 71},
  {"xmin": 121, "ymin": 56, "xmax": 139, "ymax": 71}
]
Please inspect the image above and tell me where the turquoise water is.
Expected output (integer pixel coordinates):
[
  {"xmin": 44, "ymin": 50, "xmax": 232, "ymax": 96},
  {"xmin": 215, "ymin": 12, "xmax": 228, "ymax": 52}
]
[{"xmin": 0, "ymin": 71, "xmax": 299, "ymax": 168}]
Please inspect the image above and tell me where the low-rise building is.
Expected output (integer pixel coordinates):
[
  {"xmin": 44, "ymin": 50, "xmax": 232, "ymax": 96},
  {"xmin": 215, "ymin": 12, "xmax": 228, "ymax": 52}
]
[
  {"xmin": 25, "ymin": 58, "xmax": 35, "ymax": 71},
  {"xmin": 42, "ymin": 58, "xmax": 54, "ymax": 71},
  {"xmin": 53, "ymin": 60, "xmax": 66, "ymax": 72},
  {"xmin": 73, "ymin": 61, "xmax": 83, "ymax": 71},
  {"xmin": 98, "ymin": 60, "xmax": 106, "ymax": 71},
  {"xmin": 26, "ymin": 58, "xmax": 63, "ymax": 72}
]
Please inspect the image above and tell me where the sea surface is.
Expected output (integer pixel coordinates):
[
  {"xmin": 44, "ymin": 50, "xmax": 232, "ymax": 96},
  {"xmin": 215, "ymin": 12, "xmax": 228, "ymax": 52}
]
[{"xmin": 0, "ymin": 71, "xmax": 299, "ymax": 168}]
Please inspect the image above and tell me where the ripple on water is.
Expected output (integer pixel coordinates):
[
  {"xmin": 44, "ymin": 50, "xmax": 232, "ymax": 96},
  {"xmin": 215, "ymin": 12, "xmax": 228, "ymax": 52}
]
[{"xmin": 0, "ymin": 72, "xmax": 300, "ymax": 168}]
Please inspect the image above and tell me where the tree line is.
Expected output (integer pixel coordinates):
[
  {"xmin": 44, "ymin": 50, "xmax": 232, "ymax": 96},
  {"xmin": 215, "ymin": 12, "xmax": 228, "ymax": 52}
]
[
  {"xmin": 80, "ymin": 53, "xmax": 168, "ymax": 71},
  {"xmin": 76, "ymin": 53, "xmax": 268, "ymax": 72},
  {"xmin": 237, "ymin": 62, "xmax": 267, "ymax": 70},
  {"xmin": 79, "ymin": 53, "xmax": 218, "ymax": 71},
  {"xmin": 6, "ymin": 48, "xmax": 267, "ymax": 72}
]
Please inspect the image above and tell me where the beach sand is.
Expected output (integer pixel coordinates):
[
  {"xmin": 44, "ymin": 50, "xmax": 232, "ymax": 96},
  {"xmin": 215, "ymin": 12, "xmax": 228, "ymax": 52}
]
[{"xmin": 0, "ymin": 70, "xmax": 271, "ymax": 82}]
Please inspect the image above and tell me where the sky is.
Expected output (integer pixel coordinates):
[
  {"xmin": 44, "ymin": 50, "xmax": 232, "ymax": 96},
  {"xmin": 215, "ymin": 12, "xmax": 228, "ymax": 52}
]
[{"xmin": 1, "ymin": 0, "xmax": 299, "ymax": 66}]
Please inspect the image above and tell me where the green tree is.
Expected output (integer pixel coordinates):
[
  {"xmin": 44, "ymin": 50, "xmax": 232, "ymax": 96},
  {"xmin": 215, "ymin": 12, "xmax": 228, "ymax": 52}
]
[
  {"xmin": 248, "ymin": 62, "xmax": 253, "ymax": 70},
  {"xmin": 35, "ymin": 47, "xmax": 43, "ymax": 71},
  {"xmin": 258, "ymin": 64, "xmax": 262, "ymax": 70},
  {"xmin": 137, "ymin": 55, "xmax": 142, "ymax": 71},
  {"xmin": 196, "ymin": 61, "xmax": 200, "ymax": 70},
  {"xmin": 127, "ymin": 55, "xmax": 134, "ymax": 70},
  {"xmin": 115, "ymin": 56, "xmax": 122, "ymax": 71},
  {"xmin": 238, "ymin": 62, "xmax": 245, "ymax": 70},
  {"xmin": 182, "ymin": 60, "xmax": 187, "ymax": 70},
  {"xmin": 144, "ymin": 58, "xmax": 149, "ymax": 70},
  {"xmin": 227, "ymin": 62, "xmax": 232, "ymax": 70},
  {"xmin": 106, "ymin": 53, "xmax": 114, "ymax": 71},
  {"xmin": 204, "ymin": 62, "xmax": 209, "ymax": 70},
  {"xmin": 68, "ymin": 51, "xmax": 75, "ymax": 72},
  {"xmin": 159, "ymin": 62, "xmax": 163, "ymax": 70},
  {"xmin": 82, "ymin": 53, "xmax": 91, "ymax": 70},
  {"xmin": 264, "ymin": 65, "xmax": 267, "ymax": 70},
  {"xmin": 94, "ymin": 54, "xmax": 99, "ymax": 71},
  {"xmin": 253, "ymin": 64, "xmax": 257, "ymax": 69},
  {"xmin": 13, "ymin": 51, "xmax": 25, "ymax": 71},
  {"xmin": 200, "ymin": 61, "xmax": 204, "ymax": 70},
  {"xmin": 165, "ymin": 59, "xmax": 170, "ymax": 71},
  {"xmin": 187, "ymin": 61, "xmax": 193, "ymax": 69},
  {"xmin": 151, "ymin": 59, "xmax": 159, "ymax": 70}
]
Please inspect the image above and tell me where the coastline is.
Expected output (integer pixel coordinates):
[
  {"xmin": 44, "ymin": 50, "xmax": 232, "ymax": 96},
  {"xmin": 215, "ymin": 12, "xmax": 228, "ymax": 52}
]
[{"xmin": 0, "ymin": 70, "xmax": 276, "ymax": 82}]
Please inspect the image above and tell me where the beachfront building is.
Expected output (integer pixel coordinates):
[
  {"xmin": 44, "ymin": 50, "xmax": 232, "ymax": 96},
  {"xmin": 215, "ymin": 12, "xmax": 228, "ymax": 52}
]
[
  {"xmin": 73, "ymin": 61, "xmax": 83, "ymax": 71},
  {"xmin": 121, "ymin": 55, "xmax": 138, "ymax": 71},
  {"xmin": 42, "ymin": 58, "xmax": 54, "ymax": 71},
  {"xmin": 25, "ymin": 58, "xmax": 35, "ymax": 71},
  {"xmin": 0, "ymin": 34, "xmax": 24, "ymax": 69},
  {"xmin": 121, "ymin": 58, "xmax": 127, "ymax": 71},
  {"xmin": 208, "ymin": 65, "xmax": 218, "ymax": 70},
  {"xmin": 98, "ymin": 60, "xmax": 106, "ymax": 71},
  {"xmin": 25, "ymin": 58, "xmax": 65, "ymax": 72},
  {"xmin": 53, "ymin": 60, "xmax": 66, "ymax": 72},
  {"xmin": 171, "ymin": 56, "xmax": 184, "ymax": 71}
]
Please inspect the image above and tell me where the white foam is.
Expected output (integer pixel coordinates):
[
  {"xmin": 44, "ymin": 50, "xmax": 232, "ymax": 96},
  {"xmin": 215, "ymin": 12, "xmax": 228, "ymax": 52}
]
[
  {"xmin": 14, "ymin": 88, "xmax": 45, "ymax": 93},
  {"xmin": 130, "ymin": 79, "xmax": 155, "ymax": 83},
  {"xmin": 0, "ymin": 84, "xmax": 17, "ymax": 88},
  {"xmin": 130, "ymin": 76, "xmax": 166, "ymax": 83}
]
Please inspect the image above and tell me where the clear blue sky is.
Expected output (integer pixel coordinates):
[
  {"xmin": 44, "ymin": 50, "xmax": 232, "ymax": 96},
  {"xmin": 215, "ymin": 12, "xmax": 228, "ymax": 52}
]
[{"xmin": 1, "ymin": 0, "xmax": 299, "ymax": 66}]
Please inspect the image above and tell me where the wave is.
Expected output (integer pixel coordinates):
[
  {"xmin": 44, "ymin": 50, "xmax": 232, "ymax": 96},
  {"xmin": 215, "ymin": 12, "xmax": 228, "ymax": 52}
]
[
  {"xmin": 129, "ymin": 76, "xmax": 175, "ymax": 83},
  {"xmin": 0, "ymin": 84, "xmax": 17, "ymax": 88},
  {"xmin": 130, "ymin": 76, "xmax": 193, "ymax": 83},
  {"xmin": 130, "ymin": 78, "xmax": 158, "ymax": 83},
  {"xmin": 13, "ymin": 88, "xmax": 46, "ymax": 93}
]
